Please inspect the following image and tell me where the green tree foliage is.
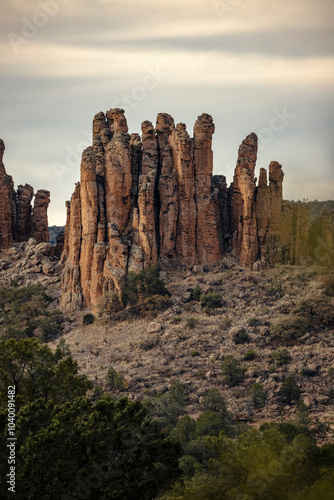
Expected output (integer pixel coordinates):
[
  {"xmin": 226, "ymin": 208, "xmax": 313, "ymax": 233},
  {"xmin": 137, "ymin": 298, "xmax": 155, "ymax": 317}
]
[
  {"xmin": 0, "ymin": 338, "xmax": 92, "ymax": 411},
  {"xmin": 278, "ymin": 376, "xmax": 302, "ymax": 405},
  {"xmin": 200, "ymin": 292, "xmax": 223, "ymax": 313},
  {"xmin": 0, "ymin": 282, "xmax": 65, "ymax": 341},
  {"xmin": 271, "ymin": 315, "xmax": 309, "ymax": 340},
  {"xmin": 248, "ymin": 382, "xmax": 267, "ymax": 409},
  {"xmin": 233, "ymin": 328, "xmax": 250, "ymax": 344},
  {"xmin": 200, "ymin": 388, "xmax": 229, "ymax": 417},
  {"xmin": 124, "ymin": 266, "xmax": 170, "ymax": 305},
  {"xmin": 291, "ymin": 296, "xmax": 334, "ymax": 329},
  {"xmin": 190, "ymin": 285, "xmax": 201, "ymax": 302},
  {"xmin": 162, "ymin": 426, "xmax": 334, "ymax": 500},
  {"xmin": 0, "ymin": 339, "xmax": 181, "ymax": 499},
  {"xmin": 271, "ymin": 348, "xmax": 292, "ymax": 366},
  {"xmin": 2, "ymin": 397, "xmax": 181, "ymax": 500},
  {"xmin": 221, "ymin": 355, "xmax": 247, "ymax": 386},
  {"xmin": 83, "ymin": 313, "xmax": 95, "ymax": 325},
  {"xmin": 106, "ymin": 365, "xmax": 126, "ymax": 391},
  {"xmin": 147, "ymin": 381, "xmax": 187, "ymax": 433}
]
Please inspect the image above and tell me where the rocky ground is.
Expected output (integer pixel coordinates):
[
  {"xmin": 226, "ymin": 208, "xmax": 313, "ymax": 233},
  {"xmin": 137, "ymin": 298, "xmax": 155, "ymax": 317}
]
[
  {"xmin": 0, "ymin": 245, "xmax": 333, "ymax": 443},
  {"xmin": 0, "ymin": 238, "xmax": 62, "ymax": 301}
]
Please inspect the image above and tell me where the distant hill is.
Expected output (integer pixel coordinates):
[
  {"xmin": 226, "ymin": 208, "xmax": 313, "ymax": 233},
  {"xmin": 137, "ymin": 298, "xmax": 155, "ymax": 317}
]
[
  {"xmin": 308, "ymin": 200, "xmax": 334, "ymax": 221},
  {"xmin": 49, "ymin": 225, "xmax": 65, "ymax": 245}
]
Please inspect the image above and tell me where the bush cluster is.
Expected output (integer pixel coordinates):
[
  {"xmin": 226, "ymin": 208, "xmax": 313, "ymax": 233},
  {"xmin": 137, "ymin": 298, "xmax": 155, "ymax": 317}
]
[
  {"xmin": 221, "ymin": 355, "xmax": 247, "ymax": 386},
  {"xmin": 271, "ymin": 315, "xmax": 309, "ymax": 340},
  {"xmin": 0, "ymin": 282, "xmax": 66, "ymax": 341}
]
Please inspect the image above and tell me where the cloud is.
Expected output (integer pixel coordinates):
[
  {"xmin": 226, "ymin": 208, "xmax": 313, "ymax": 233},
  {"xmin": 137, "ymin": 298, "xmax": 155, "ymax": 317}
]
[{"xmin": 0, "ymin": 0, "xmax": 333, "ymax": 224}]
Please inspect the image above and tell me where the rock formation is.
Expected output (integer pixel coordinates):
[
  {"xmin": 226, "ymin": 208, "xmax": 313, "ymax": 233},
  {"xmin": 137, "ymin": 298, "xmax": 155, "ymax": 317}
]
[
  {"xmin": 0, "ymin": 140, "xmax": 50, "ymax": 248},
  {"xmin": 60, "ymin": 109, "xmax": 334, "ymax": 312}
]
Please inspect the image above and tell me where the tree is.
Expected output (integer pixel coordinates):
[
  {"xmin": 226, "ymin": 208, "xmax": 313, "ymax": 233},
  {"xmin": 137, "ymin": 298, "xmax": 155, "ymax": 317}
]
[
  {"xmin": 124, "ymin": 266, "xmax": 170, "ymax": 305},
  {"xmin": 221, "ymin": 355, "xmax": 247, "ymax": 386},
  {"xmin": 2, "ymin": 396, "xmax": 181, "ymax": 500},
  {"xmin": 0, "ymin": 338, "xmax": 92, "ymax": 411},
  {"xmin": 278, "ymin": 376, "xmax": 302, "ymax": 405}
]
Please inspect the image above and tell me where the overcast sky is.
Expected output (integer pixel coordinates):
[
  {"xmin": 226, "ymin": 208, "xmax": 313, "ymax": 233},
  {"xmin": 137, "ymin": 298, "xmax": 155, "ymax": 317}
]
[{"xmin": 1, "ymin": 0, "xmax": 333, "ymax": 225}]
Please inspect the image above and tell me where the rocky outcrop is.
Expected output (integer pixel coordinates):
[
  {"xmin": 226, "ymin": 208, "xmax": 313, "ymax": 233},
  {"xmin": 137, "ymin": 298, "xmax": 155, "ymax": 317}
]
[
  {"xmin": 0, "ymin": 140, "xmax": 15, "ymax": 248},
  {"xmin": 60, "ymin": 110, "xmax": 334, "ymax": 312},
  {"xmin": 0, "ymin": 140, "xmax": 50, "ymax": 248},
  {"xmin": 231, "ymin": 133, "xmax": 259, "ymax": 267},
  {"xmin": 31, "ymin": 190, "xmax": 50, "ymax": 243}
]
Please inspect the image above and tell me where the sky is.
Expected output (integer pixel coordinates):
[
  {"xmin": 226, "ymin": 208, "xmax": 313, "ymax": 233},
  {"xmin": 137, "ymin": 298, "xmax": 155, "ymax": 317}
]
[{"xmin": 1, "ymin": 0, "xmax": 334, "ymax": 225}]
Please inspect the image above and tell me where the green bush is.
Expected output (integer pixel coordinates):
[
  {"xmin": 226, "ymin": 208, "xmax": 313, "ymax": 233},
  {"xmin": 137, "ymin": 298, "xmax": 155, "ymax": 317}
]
[
  {"xmin": 190, "ymin": 350, "xmax": 200, "ymax": 357},
  {"xmin": 83, "ymin": 313, "xmax": 94, "ymax": 325},
  {"xmin": 244, "ymin": 349, "xmax": 257, "ymax": 361},
  {"xmin": 124, "ymin": 266, "xmax": 170, "ymax": 305},
  {"xmin": 0, "ymin": 282, "xmax": 66, "ymax": 341},
  {"xmin": 186, "ymin": 317, "xmax": 199, "ymax": 329},
  {"xmin": 248, "ymin": 382, "xmax": 267, "ymax": 408},
  {"xmin": 233, "ymin": 328, "xmax": 250, "ymax": 344},
  {"xmin": 278, "ymin": 376, "xmax": 301, "ymax": 404},
  {"xmin": 106, "ymin": 366, "xmax": 126, "ymax": 391},
  {"xmin": 271, "ymin": 348, "xmax": 292, "ymax": 366},
  {"xmin": 291, "ymin": 296, "xmax": 334, "ymax": 329},
  {"xmin": 200, "ymin": 388, "xmax": 229, "ymax": 417},
  {"xmin": 190, "ymin": 285, "xmax": 201, "ymax": 302},
  {"xmin": 247, "ymin": 317, "xmax": 263, "ymax": 327},
  {"xmin": 271, "ymin": 315, "xmax": 309, "ymax": 340},
  {"xmin": 200, "ymin": 293, "xmax": 223, "ymax": 313},
  {"xmin": 130, "ymin": 294, "xmax": 172, "ymax": 317},
  {"xmin": 221, "ymin": 356, "xmax": 247, "ymax": 386},
  {"xmin": 266, "ymin": 278, "xmax": 284, "ymax": 298}
]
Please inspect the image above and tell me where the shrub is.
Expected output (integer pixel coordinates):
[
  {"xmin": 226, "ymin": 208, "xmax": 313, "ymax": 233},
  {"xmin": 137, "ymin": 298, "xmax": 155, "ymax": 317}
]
[
  {"xmin": 271, "ymin": 315, "xmax": 309, "ymax": 340},
  {"xmin": 291, "ymin": 296, "xmax": 334, "ymax": 329},
  {"xmin": 171, "ymin": 316, "xmax": 182, "ymax": 324},
  {"xmin": 186, "ymin": 317, "xmax": 199, "ymax": 329},
  {"xmin": 322, "ymin": 274, "xmax": 334, "ymax": 297},
  {"xmin": 190, "ymin": 350, "xmax": 200, "ymax": 357},
  {"xmin": 233, "ymin": 328, "xmax": 250, "ymax": 344},
  {"xmin": 200, "ymin": 388, "xmax": 229, "ymax": 417},
  {"xmin": 106, "ymin": 366, "xmax": 126, "ymax": 391},
  {"xmin": 190, "ymin": 285, "xmax": 201, "ymax": 302},
  {"xmin": 266, "ymin": 278, "xmax": 284, "ymax": 298},
  {"xmin": 124, "ymin": 266, "xmax": 170, "ymax": 305},
  {"xmin": 271, "ymin": 348, "xmax": 291, "ymax": 366},
  {"xmin": 200, "ymin": 293, "xmax": 223, "ymax": 313},
  {"xmin": 221, "ymin": 356, "xmax": 246, "ymax": 387},
  {"xmin": 98, "ymin": 291, "xmax": 122, "ymax": 318},
  {"xmin": 248, "ymin": 382, "xmax": 267, "ymax": 408},
  {"xmin": 0, "ymin": 282, "xmax": 66, "ymax": 341},
  {"xmin": 130, "ymin": 295, "xmax": 171, "ymax": 317},
  {"xmin": 246, "ymin": 317, "xmax": 262, "ymax": 327},
  {"xmin": 278, "ymin": 376, "xmax": 301, "ymax": 404},
  {"xmin": 139, "ymin": 336, "xmax": 159, "ymax": 351},
  {"xmin": 244, "ymin": 350, "xmax": 257, "ymax": 361},
  {"xmin": 83, "ymin": 313, "xmax": 94, "ymax": 325}
]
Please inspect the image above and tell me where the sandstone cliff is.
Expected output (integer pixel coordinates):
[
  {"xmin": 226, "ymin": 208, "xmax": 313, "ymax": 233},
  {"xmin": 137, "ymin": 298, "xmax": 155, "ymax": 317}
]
[
  {"xmin": 60, "ymin": 110, "xmax": 334, "ymax": 312},
  {"xmin": 0, "ymin": 140, "xmax": 50, "ymax": 248}
]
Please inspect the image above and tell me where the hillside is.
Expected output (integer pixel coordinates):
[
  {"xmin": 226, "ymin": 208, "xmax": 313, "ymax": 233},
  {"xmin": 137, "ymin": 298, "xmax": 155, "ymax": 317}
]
[{"xmin": 50, "ymin": 257, "xmax": 334, "ymax": 443}]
